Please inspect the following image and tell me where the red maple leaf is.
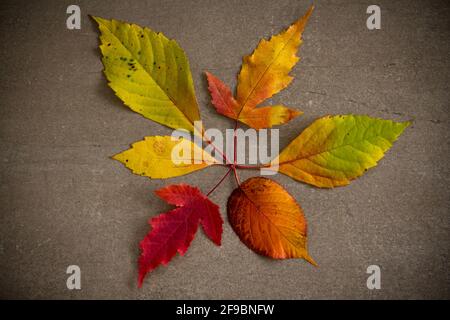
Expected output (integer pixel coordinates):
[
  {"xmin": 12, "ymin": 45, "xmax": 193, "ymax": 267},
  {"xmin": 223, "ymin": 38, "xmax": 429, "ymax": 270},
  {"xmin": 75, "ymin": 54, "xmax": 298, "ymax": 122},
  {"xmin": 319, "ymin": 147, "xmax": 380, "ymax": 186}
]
[{"xmin": 138, "ymin": 184, "xmax": 223, "ymax": 287}]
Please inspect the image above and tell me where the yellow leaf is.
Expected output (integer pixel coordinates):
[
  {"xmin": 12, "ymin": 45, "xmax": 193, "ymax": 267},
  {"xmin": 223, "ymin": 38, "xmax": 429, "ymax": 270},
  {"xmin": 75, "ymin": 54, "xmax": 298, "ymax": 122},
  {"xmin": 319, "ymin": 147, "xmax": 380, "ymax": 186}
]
[
  {"xmin": 113, "ymin": 136, "xmax": 217, "ymax": 179},
  {"xmin": 93, "ymin": 17, "xmax": 200, "ymax": 132},
  {"xmin": 206, "ymin": 5, "xmax": 313, "ymax": 129},
  {"xmin": 269, "ymin": 115, "xmax": 411, "ymax": 187},
  {"xmin": 237, "ymin": 5, "xmax": 313, "ymax": 114}
]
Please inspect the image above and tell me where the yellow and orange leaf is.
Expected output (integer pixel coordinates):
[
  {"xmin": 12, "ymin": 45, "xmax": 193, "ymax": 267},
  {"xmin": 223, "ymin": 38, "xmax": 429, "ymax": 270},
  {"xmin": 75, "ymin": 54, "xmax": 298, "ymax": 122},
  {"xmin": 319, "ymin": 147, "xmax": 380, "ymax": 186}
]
[
  {"xmin": 227, "ymin": 177, "xmax": 316, "ymax": 264},
  {"xmin": 113, "ymin": 136, "xmax": 217, "ymax": 179},
  {"xmin": 206, "ymin": 5, "xmax": 313, "ymax": 129},
  {"xmin": 94, "ymin": 17, "xmax": 201, "ymax": 132},
  {"xmin": 268, "ymin": 115, "xmax": 411, "ymax": 187}
]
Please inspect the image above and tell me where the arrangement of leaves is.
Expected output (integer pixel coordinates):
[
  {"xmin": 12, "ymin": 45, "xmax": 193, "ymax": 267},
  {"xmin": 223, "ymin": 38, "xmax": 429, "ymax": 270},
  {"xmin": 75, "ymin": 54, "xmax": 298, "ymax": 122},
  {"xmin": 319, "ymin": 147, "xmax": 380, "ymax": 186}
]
[{"xmin": 93, "ymin": 5, "xmax": 410, "ymax": 287}]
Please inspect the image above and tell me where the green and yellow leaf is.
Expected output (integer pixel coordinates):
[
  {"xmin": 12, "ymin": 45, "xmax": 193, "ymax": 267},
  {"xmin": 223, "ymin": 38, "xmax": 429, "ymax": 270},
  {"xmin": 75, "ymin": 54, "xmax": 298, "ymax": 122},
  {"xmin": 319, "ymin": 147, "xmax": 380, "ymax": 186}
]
[
  {"xmin": 113, "ymin": 136, "xmax": 217, "ymax": 179},
  {"xmin": 268, "ymin": 115, "xmax": 410, "ymax": 187},
  {"xmin": 93, "ymin": 16, "xmax": 200, "ymax": 132}
]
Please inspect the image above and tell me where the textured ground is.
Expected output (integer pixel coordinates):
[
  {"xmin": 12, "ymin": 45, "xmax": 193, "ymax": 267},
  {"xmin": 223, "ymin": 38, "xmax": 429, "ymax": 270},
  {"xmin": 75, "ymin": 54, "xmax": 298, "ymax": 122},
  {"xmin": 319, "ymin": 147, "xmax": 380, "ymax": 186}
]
[{"xmin": 0, "ymin": 0, "xmax": 449, "ymax": 299}]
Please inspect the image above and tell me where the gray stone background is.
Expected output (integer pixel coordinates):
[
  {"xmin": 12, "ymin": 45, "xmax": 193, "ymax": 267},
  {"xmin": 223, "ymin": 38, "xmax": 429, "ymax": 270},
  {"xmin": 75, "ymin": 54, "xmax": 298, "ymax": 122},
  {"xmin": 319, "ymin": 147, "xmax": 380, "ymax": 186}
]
[{"xmin": 0, "ymin": 0, "xmax": 449, "ymax": 299}]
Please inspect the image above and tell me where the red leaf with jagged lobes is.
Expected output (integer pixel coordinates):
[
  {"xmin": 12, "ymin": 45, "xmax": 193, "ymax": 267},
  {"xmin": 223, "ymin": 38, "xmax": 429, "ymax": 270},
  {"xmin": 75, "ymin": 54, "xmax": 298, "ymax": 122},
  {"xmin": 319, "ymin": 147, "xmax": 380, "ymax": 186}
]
[{"xmin": 138, "ymin": 184, "xmax": 223, "ymax": 287}]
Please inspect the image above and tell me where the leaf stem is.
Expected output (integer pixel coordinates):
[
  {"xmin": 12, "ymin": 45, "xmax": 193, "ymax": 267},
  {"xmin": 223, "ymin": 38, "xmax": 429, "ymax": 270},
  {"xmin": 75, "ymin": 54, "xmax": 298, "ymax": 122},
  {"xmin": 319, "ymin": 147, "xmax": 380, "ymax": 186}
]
[
  {"xmin": 206, "ymin": 167, "xmax": 232, "ymax": 197},
  {"xmin": 232, "ymin": 120, "xmax": 241, "ymax": 186},
  {"xmin": 232, "ymin": 165, "xmax": 241, "ymax": 186},
  {"xmin": 202, "ymin": 130, "xmax": 232, "ymax": 165},
  {"xmin": 235, "ymin": 164, "xmax": 269, "ymax": 169}
]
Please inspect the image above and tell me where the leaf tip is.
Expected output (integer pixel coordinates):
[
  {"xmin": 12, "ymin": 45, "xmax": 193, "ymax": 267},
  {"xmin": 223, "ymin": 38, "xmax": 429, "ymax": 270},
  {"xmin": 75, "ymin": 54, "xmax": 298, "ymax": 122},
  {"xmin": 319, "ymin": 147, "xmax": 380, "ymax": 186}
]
[
  {"xmin": 404, "ymin": 119, "xmax": 413, "ymax": 128},
  {"xmin": 210, "ymin": 235, "xmax": 222, "ymax": 247},
  {"xmin": 111, "ymin": 151, "xmax": 125, "ymax": 163},
  {"xmin": 205, "ymin": 71, "xmax": 219, "ymax": 84},
  {"xmin": 295, "ymin": 4, "xmax": 315, "ymax": 27},
  {"xmin": 205, "ymin": 71, "xmax": 215, "ymax": 85},
  {"xmin": 137, "ymin": 270, "xmax": 145, "ymax": 288},
  {"xmin": 90, "ymin": 15, "xmax": 103, "ymax": 25},
  {"xmin": 394, "ymin": 119, "xmax": 412, "ymax": 137},
  {"xmin": 304, "ymin": 253, "xmax": 318, "ymax": 267},
  {"xmin": 289, "ymin": 108, "xmax": 303, "ymax": 120},
  {"xmin": 305, "ymin": 4, "xmax": 315, "ymax": 16}
]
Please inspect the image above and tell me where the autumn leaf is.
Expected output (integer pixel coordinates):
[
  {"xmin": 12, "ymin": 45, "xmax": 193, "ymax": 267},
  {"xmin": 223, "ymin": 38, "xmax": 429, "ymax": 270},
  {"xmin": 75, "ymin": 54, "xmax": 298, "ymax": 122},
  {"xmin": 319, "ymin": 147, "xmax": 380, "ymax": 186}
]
[
  {"xmin": 138, "ymin": 184, "xmax": 223, "ymax": 287},
  {"xmin": 227, "ymin": 177, "xmax": 316, "ymax": 265},
  {"xmin": 205, "ymin": 5, "xmax": 313, "ymax": 129},
  {"xmin": 93, "ymin": 10, "xmax": 413, "ymax": 287},
  {"xmin": 93, "ymin": 16, "xmax": 201, "ymax": 132},
  {"xmin": 268, "ymin": 115, "xmax": 411, "ymax": 187},
  {"xmin": 205, "ymin": 71, "xmax": 239, "ymax": 119},
  {"xmin": 113, "ymin": 136, "xmax": 217, "ymax": 179}
]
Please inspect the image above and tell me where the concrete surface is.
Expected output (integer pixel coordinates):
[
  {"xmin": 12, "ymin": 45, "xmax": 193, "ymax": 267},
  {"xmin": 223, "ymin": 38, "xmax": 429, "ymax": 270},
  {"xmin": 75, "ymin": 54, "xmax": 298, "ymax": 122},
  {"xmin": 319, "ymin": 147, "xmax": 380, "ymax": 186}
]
[{"xmin": 0, "ymin": 0, "xmax": 449, "ymax": 299}]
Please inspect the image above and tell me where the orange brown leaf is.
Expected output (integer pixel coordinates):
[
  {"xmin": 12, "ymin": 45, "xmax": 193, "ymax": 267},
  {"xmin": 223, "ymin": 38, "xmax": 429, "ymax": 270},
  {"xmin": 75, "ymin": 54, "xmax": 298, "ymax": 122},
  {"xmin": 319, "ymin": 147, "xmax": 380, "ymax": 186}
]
[{"xmin": 227, "ymin": 177, "xmax": 316, "ymax": 264}]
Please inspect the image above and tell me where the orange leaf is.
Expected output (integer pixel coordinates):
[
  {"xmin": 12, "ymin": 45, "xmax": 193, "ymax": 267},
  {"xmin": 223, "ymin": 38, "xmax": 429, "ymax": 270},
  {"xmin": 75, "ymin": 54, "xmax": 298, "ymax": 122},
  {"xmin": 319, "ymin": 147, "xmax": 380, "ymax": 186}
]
[
  {"xmin": 227, "ymin": 177, "xmax": 316, "ymax": 265},
  {"xmin": 206, "ymin": 5, "xmax": 313, "ymax": 129}
]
